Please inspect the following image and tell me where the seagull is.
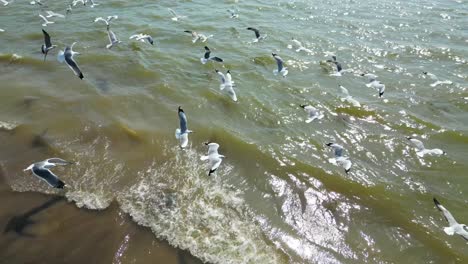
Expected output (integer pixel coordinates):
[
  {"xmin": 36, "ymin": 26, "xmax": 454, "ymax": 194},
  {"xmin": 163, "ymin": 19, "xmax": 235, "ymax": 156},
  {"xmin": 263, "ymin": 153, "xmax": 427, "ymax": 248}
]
[
  {"xmin": 200, "ymin": 46, "xmax": 223, "ymax": 64},
  {"xmin": 227, "ymin": 9, "xmax": 239, "ymax": 18},
  {"xmin": 23, "ymin": 158, "xmax": 73, "ymax": 189},
  {"xmin": 58, "ymin": 42, "xmax": 83, "ymax": 79},
  {"xmin": 433, "ymin": 198, "xmax": 468, "ymax": 241},
  {"xmin": 39, "ymin": 14, "xmax": 54, "ymax": 27},
  {"xmin": 272, "ymin": 53, "xmax": 288, "ymax": 77},
  {"xmin": 423, "ymin": 71, "xmax": 453, "ymax": 87},
  {"xmin": 94, "ymin": 15, "xmax": 118, "ymax": 27},
  {"xmin": 89, "ymin": 0, "xmax": 99, "ymax": 8},
  {"xmin": 290, "ymin": 38, "xmax": 312, "ymax": 53},
  {"xmin": 407, "ymin": 137, "xmax": 445, "ymax": 157},
  {"xmin": 200, "ymin": 142, "xmax": 225, "ymax": 176},
  {"xmin": 326, "ymin": 56, "xmax": 352, "ymax": 76},
  {"xmin": 184, "ymin": 30, "xmax": 212, "ymax": 43},
  {"xmin": 41, "ymin": 29, "xmax": 56, "ymax": 61},
  {"xmin": 300, "ymin": 104, "xmax": 324, "ymax": 123},
  {"xmin": 326, "ymin": 143, "xmax": 352, "ymax": 174},
  {"xmin": 339, "ymin": 85, "xmax": 361, "ymax": 107},
  {"xmin": 45, "ymin": 11, "xmax": 65, "ymax": 18},
  {"xmin": 105, "ymin": 27, "xmax": 121, "ymax": 49},
  {"xmin": 361, "ymin": 73, "xmax": 385, "ymax": 97},
  {"xmin": 215, "ymin": 69, "xmax": 237, "ymax": 102},
  {"xmin": 129, "ymin": 33, "xmax": 154, "ymax": 45},
  {"xmin": 66, "ymin": 4, "xmax": 72, "ymax": 15},
  {"xmin": 72, "ymin": 0, "xmax": 86, "ymax": 6},
  {"xmin": 1, "ymin": 0, "xmax": 9, "ymax": 6},
  {"xmin": 175, "ymin": 106, "xmax": 193, "ymax": 148},
  {"xmin": 30, "ymin": 0, "xmax": 43, "ymax": 5},
  {"xmin": 246, "ymin": 27, "xmax": 267, "ymax": 42},
  {"xmin": 168, "ymin": 8, "xmax": 186, "ymax": 21}
]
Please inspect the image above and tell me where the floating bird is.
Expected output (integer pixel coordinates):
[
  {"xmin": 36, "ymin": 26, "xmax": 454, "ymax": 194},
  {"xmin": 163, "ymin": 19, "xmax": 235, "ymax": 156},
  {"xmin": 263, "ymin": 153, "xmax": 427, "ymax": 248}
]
[
  {"xmin": 200, "ymin": 142, "xmax": 225, "ymax": 176},
  {"xmin": 361, "ymin": 73, "xmax": 385, "ymax": 97},
  {"xmin": 168, "ymin": 8, "xmax": 186, "ymax": 21},
  {"xmin": 200, "ymin": 46, "xmax": 223, "ymax": 64},
  {"xmin": 129, "ymin": 33, "xmax": 154, "ymax": 45},
  {"xmin": 58, "ymin": 42, "xmax": 83, "ymax": 79},
  {"xmin": 23, "ymin": 158, "xmax": 73, "ymax": 189},
  {"xmin": 184, "ymin": 30, "xmax": 212, "ymax": 43},
  {"xmin": 227, "ymin": 9, "xmax": 239, "ymax": 18},
  {"xmin": 215, "ymin": 69, "xmax": 237, "ymax": 102},
  {"xmin": 1, "ymin": 0, "xmax": 9, "ymax": 6},
  {"xmin": 272, "ymin": 53, "xmax": 288, "ymax": 77},
  {"xmin": 175, "ymin": 106, "xmax": 193, "ymax": 148},
  {"xmin": 94, "ymin": 15, "xmax": 118, "ymax": 27},
  {"xmin": 300, "ymin": 104, "xmax": 324, "ymax": 123},
  {"xmin": 433, "ymin": 198, "xmax": 468, "ymax": 241},
  {"xmin": 105, "ymin": 27, "xmax": 121, "ymax": 49},
  {"xmin": 326, "ymin": 143, "xmax": 352, "ymax": 174},
  {"xmin": 45, "ymin": 11, "xmax": 65, "ymax": 18},
  {"xmin": 39, "ymin": 14, "xmax": 54, "ymax": 27},
  {"xmin": 339, "ymin": 85, "xmax": 361, "ymax": 107},
  {"xmin": 407, "ymin": 137, "xmax": 445, "ymax": 157},
  {"xmin": 41, "ymin": 29, "xmax": 56, "ymax": 61},
  {"xmin": 423, "ymin": 71, "xmax": 453, "ymax": 87},
  {"xmin": 246, "ymin": 27, "xmax": 267, "ymax": 42}
]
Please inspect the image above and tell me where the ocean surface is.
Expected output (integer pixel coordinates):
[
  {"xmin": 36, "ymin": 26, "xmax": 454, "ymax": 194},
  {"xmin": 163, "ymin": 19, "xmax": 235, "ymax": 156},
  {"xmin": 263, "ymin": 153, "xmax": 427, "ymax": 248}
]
[{"xmin": 1, "ymin": 0, "xmax": 467, "ymax": 263}]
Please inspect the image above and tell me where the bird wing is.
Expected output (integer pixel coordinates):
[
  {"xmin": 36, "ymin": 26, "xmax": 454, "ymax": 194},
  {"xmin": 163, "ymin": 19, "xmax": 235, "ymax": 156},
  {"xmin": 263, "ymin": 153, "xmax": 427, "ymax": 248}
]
[
  {"xmin": 209, "ymin": 156, "xmax": 222, "ymax": 172},
  {"xmin": 210, "ymin": 57, "xmax": 223, "ymax": 62},
  {"xmin": 178, "ymin": 107, "xmax": 188, "ymax": 133},
  {"xmin": 335, "ymin": 62, "xmax": 342, "ymax": 72},
  {"xmin": 339, "ymin": 85, "xmax": 350, "ymax": 96},
  {"xmin": 32, "ymin": 167, "xmax": 63, "ymax": 188},
  {"xmin": 330, "ymin": 144, "xmax": 344, "ymax": 157},
  {"xmin": 409, "ymin": 138, "xmax": 425, "ymax": 151},
  {"xmin": 64, "ymin": 49, "xmax": 83, "ymax": 79},
  {"xmin": 434, "ymin": 198, "xmax": 458, "ymax": 227},
  {"xmin": 247, "ymin": 27, "xmax": 260, "ymax": 38},
  {"xmin": 107, "ymin": 15, "xmax": 118, "ymax": 22},
  {"xmin": 108, "ymin": 29, "xmax": 118, "ymax": 43},
  {"xmin": 94, "ymin": 17, "xmax": 108, "ymax": 25},
  {"xmin": 42, "ymin": 29, "xmax": 52, "ymax": 48},
  {"xmin": 225, "ymin": 85, "xmax": 237, "ymax": 101},
  {"xmin": 273, "ymin": 55, "xmax": 284, "ymax": 72},
  {"xmin": 225, "ymin": 71, "xmax": 232, "ymax": 83},
  {"xmin": 39, "ymin": 14, "xmax": 48, "ymax": 22},
  {"xmin": 46, "ymin": 158, "xmax": 71, "ymax": 166},
  {"xmin": 216, "ymin": 70, "xmax": 226, "ymax": 84},
  {"xmin": 204, "ymin": 46, "xmax": 211, "ymax": 59},
  {"xmin": 168, "ymin": 8, "xmax": 177, "ymax": 17}
]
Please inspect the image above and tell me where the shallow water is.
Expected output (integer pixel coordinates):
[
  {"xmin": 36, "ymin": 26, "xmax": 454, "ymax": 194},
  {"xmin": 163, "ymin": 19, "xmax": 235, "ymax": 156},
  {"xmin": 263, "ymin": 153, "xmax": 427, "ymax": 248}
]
[{"xmin": 1, "ymin": 0, "xmax": 468, "ymax": 263}]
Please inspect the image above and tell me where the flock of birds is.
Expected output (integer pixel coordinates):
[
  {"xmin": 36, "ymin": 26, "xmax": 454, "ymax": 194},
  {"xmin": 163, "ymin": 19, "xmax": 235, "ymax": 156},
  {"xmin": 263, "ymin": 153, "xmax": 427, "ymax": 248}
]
[{"xmin": 1, "ymin": 0, "xmax": 465, "ymax": 245}]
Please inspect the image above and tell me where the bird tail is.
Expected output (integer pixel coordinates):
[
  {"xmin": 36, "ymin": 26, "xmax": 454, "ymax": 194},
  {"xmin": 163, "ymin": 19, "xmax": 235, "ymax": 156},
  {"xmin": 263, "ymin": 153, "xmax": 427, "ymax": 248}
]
[
  {"xmin": 175, "ymin": 129, "xmax": 181, "ymax": 139},
  {"xmin": 200, "ymin": 155, "xmax": 209, "ymax": 161}
]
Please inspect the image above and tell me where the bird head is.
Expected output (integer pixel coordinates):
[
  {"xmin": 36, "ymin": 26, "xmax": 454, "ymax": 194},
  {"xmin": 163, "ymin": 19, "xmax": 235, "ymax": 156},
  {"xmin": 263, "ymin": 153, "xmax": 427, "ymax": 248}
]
[
  {"xmin": 422, "ymin": 71, "xmax": 428, "ymax": 75},
  {"xmin": 299, "ymin": 104, "xmax": 307, "ymax": 109},
  {"xmin": 360, "ymin": 73, "xmax": 365, "ymax": 76},
  {"xmin": 345, "ymin": 168, "xmax": 351, "ymax": 174},
  {"xmin": 204, "ymin": 46, "xmax": 209, "ymax": 51},
  {"xmin": 227, "ymin": 70, "xmax": 231, "ymax": 74},
  {"xmin": 178, "ymin": 106, "xmax": 183, "ymax": 112},
  {"xmin": 325, "ymin": 143, "xmax": 333, "ymax": 147},
  {"xmin": 406, "ymin": 136, "xmax": 413, "ymax": 140},
  {"xmin": 215, "ymin": 69, "xmax": 219, "ymax": 73},
  {"xmin": 23, "ymin": 164, "xmax": 34, "ymax": 172},
  {"xmin": 204, "ymin": 142, "xmax": 212, "ymax": 146},
  {"xmin": 272, "ymin": 53, "xmax": 277, "ymax": 57}
]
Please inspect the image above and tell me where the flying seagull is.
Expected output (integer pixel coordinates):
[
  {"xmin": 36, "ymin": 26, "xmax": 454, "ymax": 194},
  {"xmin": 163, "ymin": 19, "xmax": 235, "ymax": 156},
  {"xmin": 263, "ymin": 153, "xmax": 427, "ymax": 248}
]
[
  {"xmin": 184, "ymin": 30, "xmax": 212, "ymax": 43},
  {"xmin": 326, "ymin": 143, "xmax": 352, "ymax": 174},
  {"xmin": 66, "ymin": 4, "xmax": 72, "ymax": 15},
  {"xmin": 423, "ymin": 71, "xmax": 453, "ymax": 87},
  {"xmin": 39, "ymin": 14, "xmax": 54, "ymax": 27},
  {"xmin": 300, "ymin": 104, "xmax": 324, "ymax": 123},
  {"xmin": 45, "ymin": 11, "xmax": 65, "ymax": 18},
  {"xmin": 200, "ymin": 142, "xmax": 225, "ymax": 176},
  {"xmin": 129, "ymin": 33, "xmax": 154, "ymax": 45},
  {"xmin": 72, "ymin": 0, "xmax": 86, "ymax": 6},
  {"xmin": 175, "ymin": 106, "xmax": 193, "ymax": 148},
  {"xmin": 272, "ymin": 53, "xmax": 288, "ymax": 77},
  {"xmin": 89, "ymin": 0, "xmax": 99, "ymax": 8},
  {"xmin": 247, "ymin": 27, "xmax": 267, "ymax": 42},
  {"xmin": 326, "ymin": 55, "xmax": 352, "ymax": 76},
  {"xmin": 168, "ymin": 8, "xmax": 186, "ymax": 21},
  {"xmin": 339, "ymin": 85, "xmax": 361, "ymax": 107},
  {"xmin": 290, "ymin": 38, "xmax": 312, "ymax": 53},
  {"xmin": 407, "ymin": 137, "xmax": 445, "ymax": 157},
  {"xmin": 94, "ymin": 15, "xmax": 118, "ymax": 28},
  {"xmin": 30, "ymin": 0, "xmax": 43, "ymax": 5},
  {"xmin": 1, "ymin": 0, "xmax": 10, "ymax": 6},
  {"xmin": 433, "ymin": 198, "xmax": 468, "ymax": 241},
  {"xmin": 23, "ymin": 158, "xmax": 73, "ymax": 189},
  {"xmin": 227, "ymin": 9, "xmax": 239, "ymax": 18},
  {"xmin": 41, "ymin": 29, "xmax": 56, "ymax": 61},
  {"xmin": 200, "ymin": 46, "xmax": 223, "ymax": 64},
  {"xmin": 58, "ymin": 42, "xmax": 83, "ymax": 79},
  {"xmin": 361, "ymin": 73, "xmax": 385, "ymax": 97},
  {"xmin": 106, "ymin": 27, "xmax": 121, "ymax": 49},
  {"xmin": 215, "ymin": 69, "xmax": 237, "ymax": 102}
]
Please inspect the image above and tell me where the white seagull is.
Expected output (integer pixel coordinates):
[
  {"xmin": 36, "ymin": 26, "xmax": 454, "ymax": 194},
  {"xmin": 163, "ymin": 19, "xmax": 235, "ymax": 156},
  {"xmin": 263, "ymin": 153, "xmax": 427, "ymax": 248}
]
[
  {"xmin": 39, "ymin": 14, "xmax": 54, "ymax": 27},
  {"xmin": 326, "ymin": 143, "xmax": 352, "ymax": 174},
  {"xmin": 300, "ymin": 104, "xmax": 324, "ymax": 123},
  {"xmin": 184, "ymin": 30, "xmax": 213, "ymax": 43},
  {"xmin": 89, "ymin": 0, "xmax": 99, "ymax": 8},
  {"xmin": 72, "ymin": 0, "xmax": 86, "ymax": 6},
  {"xmin": 339, "ymin": 85, "xmax": 361, "ymax": 107},
  {"xmin": 46, "ymin": 11, "xmax": 65, "ymax": 18},
  {"xmin": 407, "ymin": 137, "xmax": 445, "ymax": 157},
  {"xmin": 290, "ymin": 38, "xmax": 312, "ymax": 53},
  {"xmin": 41, "ymin": 29, "xmax": 57, "ymax": 61},
  {"xmin": 272, "ymin": 53, "xmax": 288, "ymax": 77},
  {"xmin": 1, "ymin": 0, "xmax": 10, "ymax": 6},
  {"xmin": 58, "ymin": 42, "xmax": 83, "ymax": 79},
  {"xmin": 227, "ymin": 9, "xmax": 239, "ymax": 18},
  {"xmin": 246, "ymin": 27, "xmax": 267, "ymax": 42},
  {"xmin": 200, "ymin": 46, "xmax": 223, "ymax": 64},
  {"xmin": 23, "ymin": 158, "xmax": 73, "ymax": 189},
  {"xmin": 200, "ymin": 142, "xmax": 225, "ymax": 176},
  {"xmin": 106, "ymin": 27, "xmax": 121, "ymax": 49},
  {"xmin": 433, "ymin": 198, "xmax": 468, "ymax": 241},
  {"xmin": 94, "ymin": 15, "xmax": 118, "ymax": 27},
  {"xmin": 362, "ymin": 73, "xmax": 385, "ymax": 97},
  {"xmin": 423, "ymin": 71, "xmax": 453, "ymax": 87},
  {"xmin": 175, "ymin": 106, "xmax": 193, "ymax": 148},
  {"xmin": 215, "ymin": 69, "xmax": 237, "ymax": 102},
  {"xmin": 168, "ymin": 8, "xmax": 186, "ymax": 21},
  {"xmin": 129, "ymin": 33, "xmax": 154, "ymax": 45}
]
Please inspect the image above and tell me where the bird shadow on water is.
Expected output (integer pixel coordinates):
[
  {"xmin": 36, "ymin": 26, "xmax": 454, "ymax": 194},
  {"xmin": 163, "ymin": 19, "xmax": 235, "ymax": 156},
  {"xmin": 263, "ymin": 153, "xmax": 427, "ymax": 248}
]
[{"xmin": 3, "ymin": 196, "xmax": 65, "ymax": 238}]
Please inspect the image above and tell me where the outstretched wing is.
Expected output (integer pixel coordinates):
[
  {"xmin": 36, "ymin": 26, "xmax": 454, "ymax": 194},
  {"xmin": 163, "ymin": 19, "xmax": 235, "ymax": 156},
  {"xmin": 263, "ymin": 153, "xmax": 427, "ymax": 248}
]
[
  {"xmin": 216, "ymin": 70, "xmax": 226, "ymax": 84},
  {"xmin": 434, "ymin": 198, "xmax": 458, "ymax": 227},
  {"xmin": 247, "ymin": 27, "xmax": 260, "ymax": 38},
  {"xmin": 42, "ymin": 29, "xmax": 52, "ymax": 48},
  {"xmin": 178, "ymin": 107, "xmax": 188, "ymax": 134},
  {"xmin": 64, "ymin": 50, "xmax": 83, "ymax": 79},
  {"xmin": 32, "ymin": 167, "xmax": 65, "ymax": 188},
  {"xmin": 204, "ymin": 46, "xmax": 211, "ymax": 59}
]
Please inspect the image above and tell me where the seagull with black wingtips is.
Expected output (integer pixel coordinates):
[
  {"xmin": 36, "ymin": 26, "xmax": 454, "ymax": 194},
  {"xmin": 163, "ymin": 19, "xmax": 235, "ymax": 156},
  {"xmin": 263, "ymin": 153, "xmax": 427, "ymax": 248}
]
[
  {"xmin": 41, "ymin": 29, "xmax": 56, "ymax": 61},
  {"xmin": 23, "ymin": 158, "xmax": 73, "ymax": 189},
  {"xmin": 200, "ymin": 46, "xmax": 223, "ymax": 64}
]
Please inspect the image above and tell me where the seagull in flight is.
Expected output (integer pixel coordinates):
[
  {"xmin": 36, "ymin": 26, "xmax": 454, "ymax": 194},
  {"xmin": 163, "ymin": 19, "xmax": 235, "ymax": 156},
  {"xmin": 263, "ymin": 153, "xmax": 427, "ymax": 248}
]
[
  {"xmin": 200, "ymin": 142, "xmax": 225, "ymax": 176},
  {"xmin": 30, "ymin": 0, "xmax": 43, "ymax": 5},
  {"xmin": 407, "ymin": 137, "xmax": 445, "ymax": 157},
  {"xmin": 175, "ymin": 106, "xmax": 193, "ymax": 148},
  {"xmin": 45, "ymin": 11, "xmax": 65, "ymax": 18},
  {"xmin": 246, "ymin": 27, "xmax": 267, "ymax": 42},
  {"xmin": 94, "ymin": 15, "xmax": 118, "ymax": 28},
  {"xmin": 58, "ymin": 42, "xmax": 83, "ymax": 79},
  {"xmin": 272, "ymin": 53, "xmax": 288, "ymax": 77},
  {"xmin": 105, "ymin": 27, "xmax": 121, "ymax": 49},
  {"xmin": 300, "ymin": 104, "xmax": 324, "ymax": 123},
  {"xmin": 184, "ymin": 30, "xmax": 213, "ymax": 43},
  {"xmin": 433, "ymin": 198, "xmax": 468, "ymax": 241},
  {"xmin": 41, "ymin": 29, "xmax": 56, "ymax": 61},
  {"xmin": 1, "ymin": 0, "xmax": 10, "ymax": 6},
  {"xmin": 326, "ymin": 55, "xmax": 352, "ymax": 76},
  {"xmin": 326, "ymin": 143, "xmax": 352, "ymax": 174},
  {"xmin": 129, "ymin": 33, "xmax": 154, "ymax": 45},
  {"xmin": 227, "ymin": 9, "xmax": 239, "ymax": 18},
  {"xmin": 339, "ymin": 85, "xmax": 361, "ymax": 107},
  {"xmin": 290, "ymin": 38, "xmax": 312, "ymax": 53},
  {"xmin": 168, "ymin": 8, "xmax": 186, "ymax": 21},
  {"xmin": 89, "ymin": 0, "xmax": 99, "ymax": 8},
  {"xmin": 200, "ymin": 46, "xmax": 223, "ymax": 64},
  {"xmin": 215, "ymin": 69, "xmax": 237, "ymax": 102},
  {"xmin": 39, "ymin": 14, "xmax": 54, "ymax": 27},
  {"xmin": 423, "ymin": 71, "xmax": 453, "ymax": 87},
  {"xmin": 66, "ymin": 4, "xmax": 72, "ymax": 15},
  {"xmin": 72, "ymin": 0, "xmax": 86, "ymax": 6},
  {"xmin": 361, "ymin": 73, "xmax": 385, "ymax": 97},
  {"xmin": 23, "ymin": 158, "xmax": 73, "ymax": 189}
]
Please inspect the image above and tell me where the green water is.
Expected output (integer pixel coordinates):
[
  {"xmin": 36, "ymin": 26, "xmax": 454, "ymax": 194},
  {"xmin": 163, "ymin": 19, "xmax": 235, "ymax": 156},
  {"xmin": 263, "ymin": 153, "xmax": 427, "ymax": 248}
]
[{"xmin": 1, "ymin": 0, "xmax": 467, "ymax": 263}]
